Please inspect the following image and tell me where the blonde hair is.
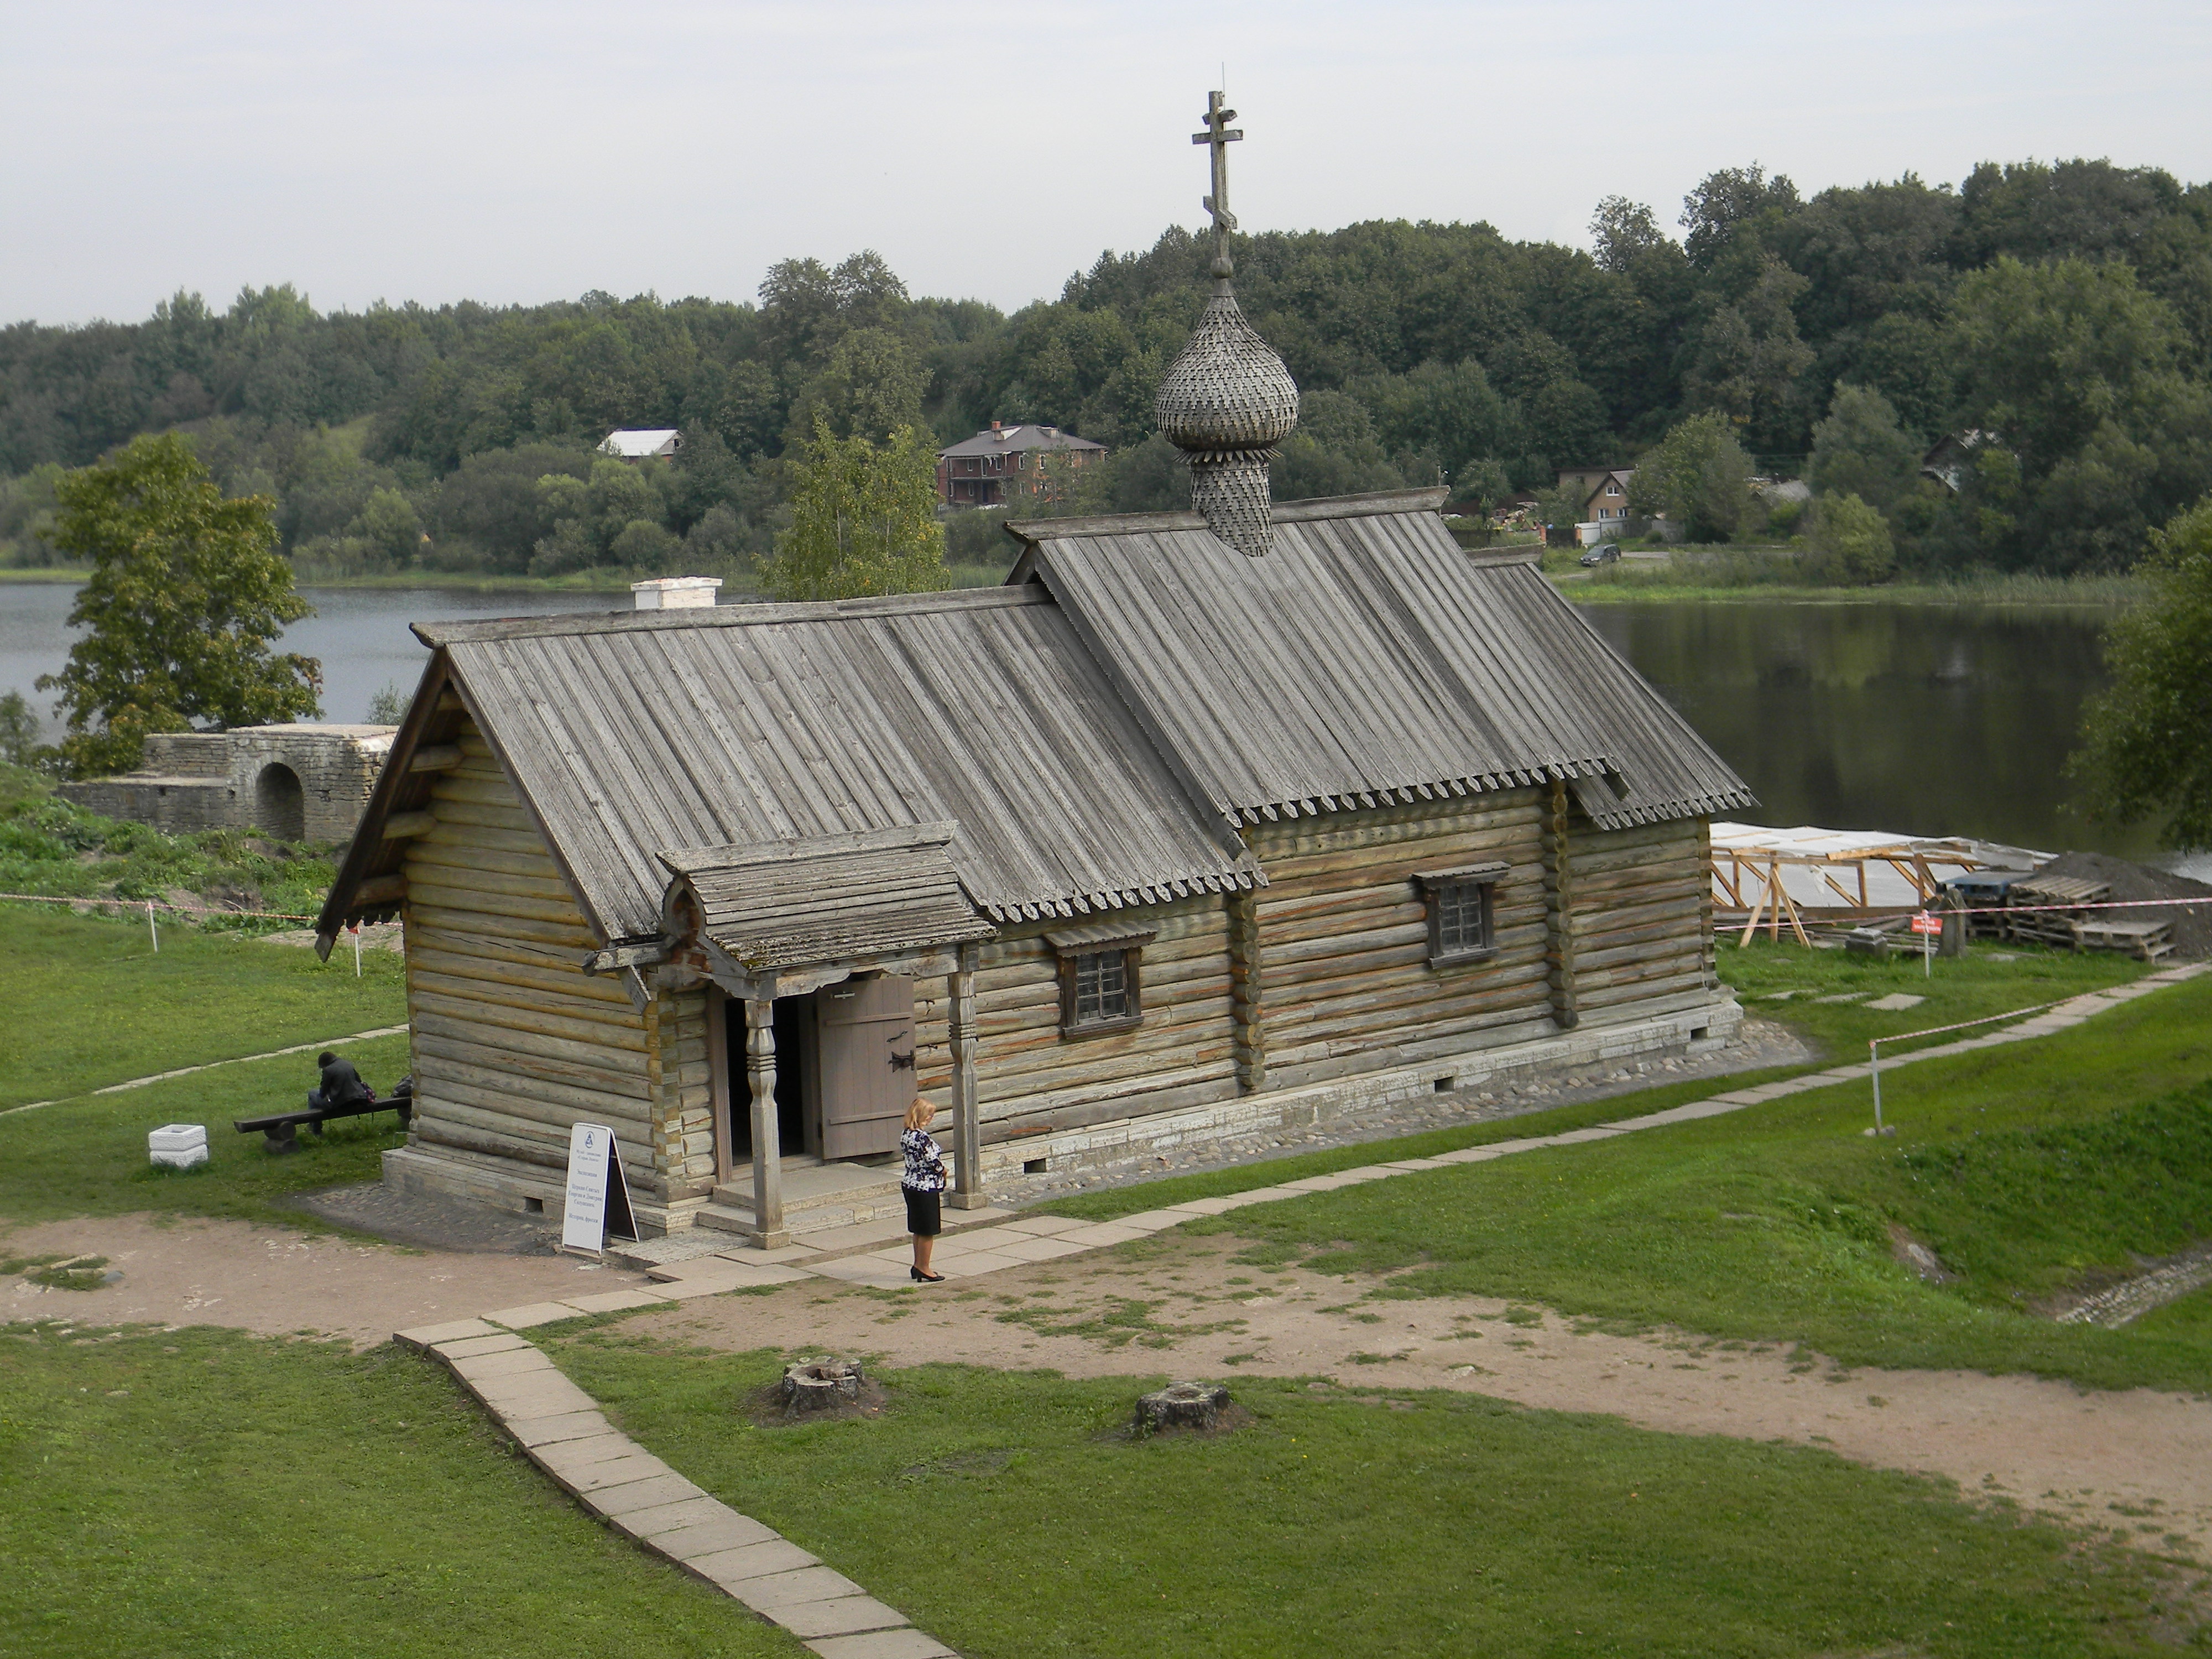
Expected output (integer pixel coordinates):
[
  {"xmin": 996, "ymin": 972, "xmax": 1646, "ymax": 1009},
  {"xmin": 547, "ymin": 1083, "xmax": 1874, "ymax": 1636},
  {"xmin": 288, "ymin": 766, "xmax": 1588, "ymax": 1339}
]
[{"xmin": 902, "ymin": 1097, "xmax": 936, "ymax": 1131}]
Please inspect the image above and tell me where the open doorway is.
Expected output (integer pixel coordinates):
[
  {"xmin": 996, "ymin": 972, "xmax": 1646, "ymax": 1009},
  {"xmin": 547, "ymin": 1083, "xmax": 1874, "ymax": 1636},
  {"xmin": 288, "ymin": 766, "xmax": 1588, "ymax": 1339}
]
[
  {"xmin": 723, "ymin": 994, "xmax": 814, "ymax": 1160},
  {"xmin": 255, "ymin": 763, "xmax": 305, "ymax": 841},
  {"xmin": 719, "ymin": 978, "xmax": 916, "ymax": 1168}
]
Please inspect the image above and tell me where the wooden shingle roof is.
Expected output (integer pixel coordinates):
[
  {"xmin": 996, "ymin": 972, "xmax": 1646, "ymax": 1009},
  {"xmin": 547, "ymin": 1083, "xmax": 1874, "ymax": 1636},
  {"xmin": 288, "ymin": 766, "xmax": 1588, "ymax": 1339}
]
[
  {"xmin": 1006, "ymin": 489, "xmax": 1753, "ymax": 831},
  {"xmin": 393, "ymin": 586, "xmax": 1261, "ymax": 943},
  {"xmin": 658, "ymin": 825, "xmax": 996, "ymax": 971},
  {"xmin": 318, "ymin": 488, "xmax": 1749, "ymax": 952}
]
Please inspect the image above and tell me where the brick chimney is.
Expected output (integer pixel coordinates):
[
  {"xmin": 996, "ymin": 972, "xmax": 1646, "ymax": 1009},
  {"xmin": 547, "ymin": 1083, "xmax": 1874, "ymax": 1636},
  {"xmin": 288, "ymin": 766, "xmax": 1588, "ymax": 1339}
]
[{"xmin": 630, "ymin": 577, "xmax": 722, "ymax": 611}]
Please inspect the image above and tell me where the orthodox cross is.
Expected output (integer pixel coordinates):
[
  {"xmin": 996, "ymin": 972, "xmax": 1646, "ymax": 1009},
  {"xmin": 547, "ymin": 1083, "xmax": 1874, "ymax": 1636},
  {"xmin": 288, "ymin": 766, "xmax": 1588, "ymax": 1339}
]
[{"xmin": 1192, "ymin": 90, "xmax": 1243, "ymax": 277}]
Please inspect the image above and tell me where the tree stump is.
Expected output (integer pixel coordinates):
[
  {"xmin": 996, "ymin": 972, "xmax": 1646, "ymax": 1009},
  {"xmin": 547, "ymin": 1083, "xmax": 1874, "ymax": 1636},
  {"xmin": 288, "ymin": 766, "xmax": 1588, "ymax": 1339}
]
[
  {"xmin": 780, "ymin": 1358, "xmax": 865, "ymax": 1414},
  {"xmin": 1134, "ymin": 1381, "xmax": 1230, "ymax": 1434}
]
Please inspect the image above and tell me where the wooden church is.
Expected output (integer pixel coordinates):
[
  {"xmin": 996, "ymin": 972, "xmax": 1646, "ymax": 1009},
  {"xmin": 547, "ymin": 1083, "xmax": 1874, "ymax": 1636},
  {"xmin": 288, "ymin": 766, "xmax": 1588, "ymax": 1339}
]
[{"xmin": 315, "ymin": 102, "xmax": 1754, "ymax": 1245}]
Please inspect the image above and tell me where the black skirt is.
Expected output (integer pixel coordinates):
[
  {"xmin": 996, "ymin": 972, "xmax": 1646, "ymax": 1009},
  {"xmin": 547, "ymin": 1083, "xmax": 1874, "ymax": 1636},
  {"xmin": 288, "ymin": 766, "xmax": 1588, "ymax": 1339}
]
[{"xmin": 904, "ymin": 1186, "xmax": 942, "ymax": 1237}]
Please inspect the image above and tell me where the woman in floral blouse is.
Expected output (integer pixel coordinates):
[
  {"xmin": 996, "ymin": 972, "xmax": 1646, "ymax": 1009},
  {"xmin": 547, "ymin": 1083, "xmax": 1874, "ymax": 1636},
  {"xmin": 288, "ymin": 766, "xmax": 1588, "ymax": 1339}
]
[{"xmin": 901, "ymin": 1097, "xmax": 949, "ymax": 1282}]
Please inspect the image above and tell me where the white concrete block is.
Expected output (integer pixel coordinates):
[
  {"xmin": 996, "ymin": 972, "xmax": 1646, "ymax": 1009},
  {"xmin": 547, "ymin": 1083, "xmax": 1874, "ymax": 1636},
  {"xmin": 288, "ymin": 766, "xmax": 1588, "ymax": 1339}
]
[{"xmin": 148, "ymin": 1123, "xmax": 208, "ymax": 1168}]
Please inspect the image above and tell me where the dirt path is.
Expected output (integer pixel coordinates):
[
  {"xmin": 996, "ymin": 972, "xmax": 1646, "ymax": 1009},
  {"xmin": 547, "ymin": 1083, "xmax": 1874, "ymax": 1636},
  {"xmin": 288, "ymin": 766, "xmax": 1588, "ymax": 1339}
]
[
  {"xmin": 628, "ymin": 1234, "xmax": 2212, "ymax": 1559},
  {"xmin": 0, "ymin": 1213, "xmax": 641, "ymax": 1345},
  {"xmin": 12, "ymin": 1206, "xmax": 2210, "ymax": 1561}
]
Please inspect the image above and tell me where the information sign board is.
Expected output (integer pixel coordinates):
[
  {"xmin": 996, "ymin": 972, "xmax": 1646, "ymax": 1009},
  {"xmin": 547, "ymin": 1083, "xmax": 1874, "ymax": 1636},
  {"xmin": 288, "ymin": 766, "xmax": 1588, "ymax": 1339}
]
[
  {"xmin": 560, "ymin": 1122, "xmax": 637, "ymax": 1255},
  {"xmin": 1908, "ymin": 912, "xmax": 1942, "ymax": 936}
]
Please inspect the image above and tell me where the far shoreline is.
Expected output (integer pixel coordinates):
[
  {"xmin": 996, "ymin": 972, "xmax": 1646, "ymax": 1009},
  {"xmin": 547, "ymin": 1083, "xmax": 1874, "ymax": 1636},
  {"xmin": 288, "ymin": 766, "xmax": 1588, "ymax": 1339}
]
[{"xmin": 2, "ymin": 564, "xmax": 2144, "ymax": 608}]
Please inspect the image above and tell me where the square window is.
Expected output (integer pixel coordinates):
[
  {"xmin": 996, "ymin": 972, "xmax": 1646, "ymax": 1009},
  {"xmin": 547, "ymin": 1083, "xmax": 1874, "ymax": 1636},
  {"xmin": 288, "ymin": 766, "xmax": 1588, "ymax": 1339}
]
[
  {"xmin": 1071, "ymin": 948, "xmax": 1131, "ymax": 1025},
  {"xmin": 1434, "ymin": 883, "xmax": 1489, "ymax": 958},
  {"xmin": 1415, "ymin": 861, "xmax": 1506, "ymax": 968},
  {"xmin": 1045, "ymin": 924, "xmax": 1156, "ymax": 1036}
]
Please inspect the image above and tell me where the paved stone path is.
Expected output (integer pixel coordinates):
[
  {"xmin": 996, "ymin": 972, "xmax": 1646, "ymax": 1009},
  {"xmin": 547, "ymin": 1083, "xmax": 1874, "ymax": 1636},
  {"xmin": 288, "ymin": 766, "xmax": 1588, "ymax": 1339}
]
[
  {"xmin": 397, "ymin": 1316, "xmax": 956, "ymax": 1659},
  {"xmin": 397, "ymin": 961, "xmax": 2205, "ymax": 1654},
  {"xmin": 2058, "ymin": 1240, "xmax": 2212, "ymax": 1328}
]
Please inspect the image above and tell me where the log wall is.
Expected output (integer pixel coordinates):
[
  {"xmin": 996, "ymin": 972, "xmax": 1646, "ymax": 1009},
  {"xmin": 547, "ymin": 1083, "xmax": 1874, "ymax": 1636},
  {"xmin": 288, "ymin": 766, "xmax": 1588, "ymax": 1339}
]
[
  {"xmin": 400, "ymin": 724, "xmax": 682, "ymax": 1197},
  {"xmin": 1565, "ymin": 813, "xmax": 1715, "ymax": 1023},
  {"xmin": 1249, "ymin": 791, "xmax": 1556, "ymax": 1088},
  {"xmin": 909, "ymin": 894, "xmax": 1240, "ymax": 1145}
]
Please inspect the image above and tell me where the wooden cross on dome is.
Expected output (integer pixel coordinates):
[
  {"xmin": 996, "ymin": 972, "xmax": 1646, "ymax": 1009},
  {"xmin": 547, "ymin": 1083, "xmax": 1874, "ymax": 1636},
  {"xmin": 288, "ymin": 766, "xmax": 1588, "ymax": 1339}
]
[{"xmin": 1192, "ymin": 90, "xmax": 1243, "ymax": 278}]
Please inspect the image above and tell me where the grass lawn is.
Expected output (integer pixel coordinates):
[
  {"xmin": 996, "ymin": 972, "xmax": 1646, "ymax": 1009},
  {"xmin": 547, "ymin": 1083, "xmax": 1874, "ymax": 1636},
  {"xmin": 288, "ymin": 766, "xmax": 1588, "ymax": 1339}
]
[
  {"xmin": 0, "ymin": 1321, "xmax": 797, "ymax": 1658},
  {"xmin": 1165, "ymin": 970, "xmax": 2212, "ymax": 1392},
  {"xmin": 1042, "ymin": 939, "xmax": 2152, "ymax": 1222},
  {"xmin": 0, "ymin": 906, "xmax": 406, "ymax": 1108},
  {"xmin": 0, "ymin": 1032, "xmax": 413, "ymax": 1230},
  {"xmin": 544, "ymin": 1334, "xmax": 2208, "ymax": 1658}
]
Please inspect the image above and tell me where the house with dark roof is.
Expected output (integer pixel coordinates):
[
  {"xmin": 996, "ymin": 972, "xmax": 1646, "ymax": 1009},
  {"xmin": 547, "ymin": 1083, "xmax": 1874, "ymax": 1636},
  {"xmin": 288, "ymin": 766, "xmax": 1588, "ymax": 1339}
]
[
  {"xmin": 315, "ymin": 106, "xmax": 1753, "ymax": 1249},
  {"xmin": 936, "ymin": 422, "xmax": 1107, "ymax": 508}
]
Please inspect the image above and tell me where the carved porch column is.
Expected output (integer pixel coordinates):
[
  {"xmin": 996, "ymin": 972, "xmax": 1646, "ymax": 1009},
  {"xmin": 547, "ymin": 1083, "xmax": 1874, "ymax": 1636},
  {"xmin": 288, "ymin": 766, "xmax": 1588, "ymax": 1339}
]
[
  {"xmin": 745, "ymin": 996, "xmax": 787, "ymax": 1246},
  {"xmin": 946, "ymin": 942, "xmax": 985, "ymax": 1209},
  {"xmin": 1227, "ymin": 888, "xmax": 1266, "ymax": 1091},
  {"xmin": 1542, "ymin": 780, "xmax": 1580, "ymax": 1030}
]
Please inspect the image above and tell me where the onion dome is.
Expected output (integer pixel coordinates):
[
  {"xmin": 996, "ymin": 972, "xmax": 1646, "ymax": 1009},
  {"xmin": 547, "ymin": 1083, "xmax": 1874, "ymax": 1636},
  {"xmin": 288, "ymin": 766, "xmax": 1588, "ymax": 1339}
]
[
  {"xmin": 1154, "ymin": 291, "xmax": 1301, "ymax": 457},
  {"xmin": 1154, "ymin": 93, "xmax": 1300, "ymax": 557}
]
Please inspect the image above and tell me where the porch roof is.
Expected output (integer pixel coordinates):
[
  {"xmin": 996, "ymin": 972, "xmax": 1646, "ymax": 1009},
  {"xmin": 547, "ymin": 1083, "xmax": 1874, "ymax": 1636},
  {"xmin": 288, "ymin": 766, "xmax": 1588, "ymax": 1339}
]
[{"xmin": 659, "ymin": 825, "xmax": 997, "ymax": 972}]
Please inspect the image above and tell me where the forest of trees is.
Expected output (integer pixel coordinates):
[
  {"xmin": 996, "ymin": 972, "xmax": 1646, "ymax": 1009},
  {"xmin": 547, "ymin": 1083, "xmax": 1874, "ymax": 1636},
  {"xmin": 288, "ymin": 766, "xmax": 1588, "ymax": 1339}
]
[{"xmin": 2, "ymin": 156, "xmax": 2209, "ymax": 580}]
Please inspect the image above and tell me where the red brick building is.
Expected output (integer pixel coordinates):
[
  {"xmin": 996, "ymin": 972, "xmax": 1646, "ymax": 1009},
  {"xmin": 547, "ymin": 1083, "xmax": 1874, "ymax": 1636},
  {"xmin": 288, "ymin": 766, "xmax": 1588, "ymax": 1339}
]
[{"xmin": 937, "ymin": 422, "xmax": 1108, "ymax": 508}]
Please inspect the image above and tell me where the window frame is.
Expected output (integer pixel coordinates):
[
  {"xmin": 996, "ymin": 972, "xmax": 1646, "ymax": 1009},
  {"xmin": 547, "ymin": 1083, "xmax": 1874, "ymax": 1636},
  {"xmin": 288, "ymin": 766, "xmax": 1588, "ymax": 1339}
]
[
  {"xmin": 1413, "ymin": 860, "xmax": 1507, "ymax": 968},
  {"xmin": 1043, "ymin": 924, "xmax": 1157, "ymax": 1038}
]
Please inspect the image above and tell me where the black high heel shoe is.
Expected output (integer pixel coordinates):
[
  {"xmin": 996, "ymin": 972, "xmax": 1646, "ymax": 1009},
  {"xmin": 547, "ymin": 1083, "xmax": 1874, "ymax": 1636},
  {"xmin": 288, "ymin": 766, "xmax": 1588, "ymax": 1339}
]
[{"xmin": 910, "ymin": 1266, "xmax": 946, "ymax": 1283}]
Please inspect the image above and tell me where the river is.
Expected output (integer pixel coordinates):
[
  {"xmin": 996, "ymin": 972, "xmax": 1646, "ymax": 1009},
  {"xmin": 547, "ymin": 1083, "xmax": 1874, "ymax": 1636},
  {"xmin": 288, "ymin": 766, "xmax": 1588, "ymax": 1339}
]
[{"xmin": 3, "ymin": 581, "xmax": 2203, "ymax": 876}]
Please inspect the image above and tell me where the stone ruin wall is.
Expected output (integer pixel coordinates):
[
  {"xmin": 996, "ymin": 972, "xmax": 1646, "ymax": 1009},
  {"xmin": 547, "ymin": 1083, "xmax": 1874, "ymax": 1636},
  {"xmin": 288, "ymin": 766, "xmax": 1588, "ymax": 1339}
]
[{"xmin": 57, "ymin": 724, "xmax": 397, "ymax": 844}]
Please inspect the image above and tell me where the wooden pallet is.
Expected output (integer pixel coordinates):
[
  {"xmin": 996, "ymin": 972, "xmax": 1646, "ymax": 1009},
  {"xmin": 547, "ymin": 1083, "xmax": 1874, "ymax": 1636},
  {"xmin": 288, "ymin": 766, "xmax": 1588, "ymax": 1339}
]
[
  {"xmin": 2004, "ymin": 876, "xmax": 2110, "ymax": 947},
  {"xmin": 2071, "ymin": 917, "xmax": 2176, "ymax": 962}
]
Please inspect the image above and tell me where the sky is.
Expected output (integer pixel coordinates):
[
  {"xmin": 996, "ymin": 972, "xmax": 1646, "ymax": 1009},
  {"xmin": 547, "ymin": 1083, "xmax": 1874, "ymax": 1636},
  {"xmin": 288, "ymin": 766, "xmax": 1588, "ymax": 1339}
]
[{"xmin": 3, "ymin": 1, "xmax": 2208, "ymax": 327}]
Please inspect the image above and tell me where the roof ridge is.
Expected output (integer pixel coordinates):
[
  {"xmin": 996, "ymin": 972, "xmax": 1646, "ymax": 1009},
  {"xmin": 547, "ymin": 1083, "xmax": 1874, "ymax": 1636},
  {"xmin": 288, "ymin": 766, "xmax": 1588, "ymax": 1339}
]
[
  {"xmin": 1005, "ymin": 487, "xmax": 1449, "ymax": 545},
  {"xmin": 414, "ymin": 583, "xmax": 1050, "ymax": 646}
]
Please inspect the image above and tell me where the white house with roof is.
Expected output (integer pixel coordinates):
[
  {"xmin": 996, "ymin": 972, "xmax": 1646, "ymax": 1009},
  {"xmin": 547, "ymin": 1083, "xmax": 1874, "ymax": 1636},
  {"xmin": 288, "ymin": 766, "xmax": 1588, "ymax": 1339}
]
[{"xmin": 599, "ymin": 429, "xmax": 684, "ymax": 461}]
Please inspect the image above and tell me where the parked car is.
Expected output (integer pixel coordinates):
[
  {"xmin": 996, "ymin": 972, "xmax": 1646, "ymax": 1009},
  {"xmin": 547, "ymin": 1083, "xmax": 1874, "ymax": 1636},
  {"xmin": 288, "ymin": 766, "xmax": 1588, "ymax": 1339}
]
[{"xmin": 1578, "ymin": 543, "xmax": 1620, "ymax": 566}]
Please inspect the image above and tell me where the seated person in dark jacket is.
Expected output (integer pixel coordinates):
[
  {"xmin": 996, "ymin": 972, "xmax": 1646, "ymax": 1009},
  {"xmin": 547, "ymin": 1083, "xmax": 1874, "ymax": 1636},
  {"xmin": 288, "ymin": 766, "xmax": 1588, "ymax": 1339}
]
[{"xmin": 308, "ymin": 1051, "xmax": 374, "ymax": 1114}]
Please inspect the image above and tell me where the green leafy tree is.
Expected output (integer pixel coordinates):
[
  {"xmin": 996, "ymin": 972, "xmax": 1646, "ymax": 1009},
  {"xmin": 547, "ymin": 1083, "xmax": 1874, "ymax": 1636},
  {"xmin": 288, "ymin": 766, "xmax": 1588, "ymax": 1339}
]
[
  {"xmin": 608, "ymin": 518, "xmax": 681, "ymax": 570},
  {"xmin": 1807, "ymin": 384, "xmax": 1922, "ymax": 515},
  {"xmin": 766, "ymin": 419, "xmax": 948, "ymax": 601},
  {"xmin": 353, "ymin": 487, "xmax": 424, "ymax": 566},
  {"xmin": 1627, "ymin": 413, "xmax": 1756, "ymax": 541},
  {"xmin": 36, "ymin": 434, "xmax": 317, "ymax": 776},
  {"xmin": 1352, "ymin": 361, "xmax": 1514, "ymax": 484},
  {"xmin": 1798, "ymin": 492, "xmax": 1896, "ymax": 585},
  {"xmin": 1948, "ymin": 255, "xmax": 2212, "ymax": 570},
  {"xmin": 1681, "ymin": 253, "xmax": 1816, "ymax": 444},
  {"xmin": 1274, "ymin": 390, "xmax": 1406, "ymax": 500},
  {"xmin": 2072, "ymin": 498, "xmax": 2212, "ymax": 849},
  {"xmin": 1681, "ymin": 163, "xmax": 1802, "ymax": 268},
  {"xmin": 0, "ymin": 463, "xmax": 66, "ymax": 566},
  {"xmin": 788, "ymin": 327, "xmax": 929, "ymax": 445},
  {"xmin": 0, "ymin": 690, "xmax": 38, "ymax": 765},
  {"xmin": 1589, "ymin": 196, "xmax": 1670, "ymax": 274}
]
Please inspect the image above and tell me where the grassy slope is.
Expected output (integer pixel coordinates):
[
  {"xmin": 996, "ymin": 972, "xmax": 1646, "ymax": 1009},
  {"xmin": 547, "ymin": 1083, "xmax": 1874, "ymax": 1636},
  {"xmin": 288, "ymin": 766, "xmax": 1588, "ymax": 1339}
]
[
  {"xmin": 0, "ymin": 1323, "xmax": 796, "ymax": 1659},
  {"xmin": 0, "ymin": 907, "xmax": 406, "ymax": 1107},
  {"xmin": 1177, "ymin": 973, "xmax": 2212, "ymax": 1392},
  {"xmin": 0, "ymin": 1032, "xmax": 411, "ymax": 1229},
  {"xmin": 547, "ymin": 1337, "xmax": 2200, "ymax": 1659},
  {"xmin": 0, "ymin": 765, "xmax": 349, "ymax": 925},
  {"xmin": 1042, "ymin": 940, "xmax": 2151, "ymax": 1220}
]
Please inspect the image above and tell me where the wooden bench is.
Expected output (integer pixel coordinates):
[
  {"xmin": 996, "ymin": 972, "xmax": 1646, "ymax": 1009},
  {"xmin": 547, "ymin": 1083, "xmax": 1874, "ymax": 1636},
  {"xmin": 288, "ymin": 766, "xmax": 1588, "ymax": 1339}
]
[{"xmin": 235, "ymin": 1083, "xmax": 414, "ymax": 1153}]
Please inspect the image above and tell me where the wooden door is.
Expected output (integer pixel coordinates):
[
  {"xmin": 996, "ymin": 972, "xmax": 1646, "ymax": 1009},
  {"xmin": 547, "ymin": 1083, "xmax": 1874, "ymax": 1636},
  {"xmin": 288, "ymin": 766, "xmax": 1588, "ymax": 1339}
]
[{"xmin": 815, "ymin": 975, "xmax": 915, "ymax": 1161}]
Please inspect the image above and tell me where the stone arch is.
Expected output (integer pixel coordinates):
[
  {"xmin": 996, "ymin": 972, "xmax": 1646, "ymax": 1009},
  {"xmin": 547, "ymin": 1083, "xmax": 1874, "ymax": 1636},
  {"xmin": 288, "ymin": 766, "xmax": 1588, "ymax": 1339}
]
[{"xmin": 254, "ymin": 762, "xmax": 306, "ymax": 842}]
